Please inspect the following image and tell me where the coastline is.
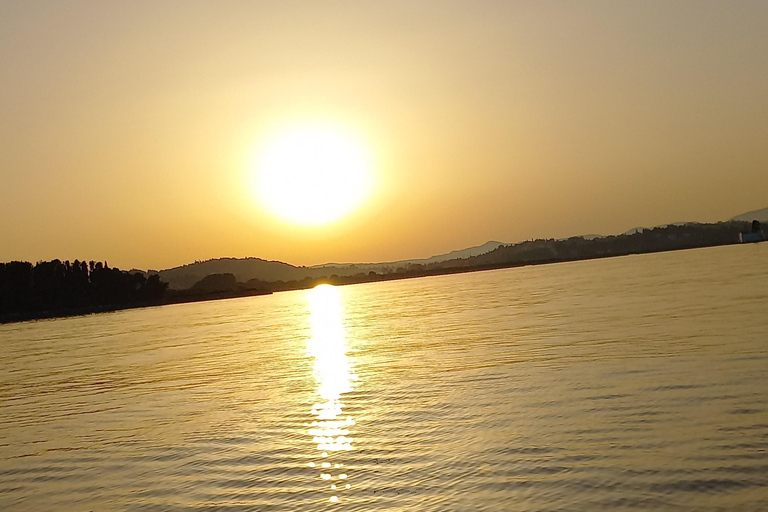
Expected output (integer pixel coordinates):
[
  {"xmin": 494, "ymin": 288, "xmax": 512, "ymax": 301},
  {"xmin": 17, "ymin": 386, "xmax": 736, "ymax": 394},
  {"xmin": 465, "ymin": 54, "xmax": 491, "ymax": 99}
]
[
  {"xmin": 0, "ymin": 288, "xmax": 272, "ymax": 325},
  {"xmin": 2, "ymin": 235, "xmax": 758, "ymax": 325}
]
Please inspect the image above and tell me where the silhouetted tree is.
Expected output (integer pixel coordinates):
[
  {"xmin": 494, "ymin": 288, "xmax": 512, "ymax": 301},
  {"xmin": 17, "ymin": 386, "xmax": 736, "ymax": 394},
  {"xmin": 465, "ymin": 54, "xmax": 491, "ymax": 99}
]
[{"xmin": 0, "ymin": 259, "xmax": 169, "ymax": 322}]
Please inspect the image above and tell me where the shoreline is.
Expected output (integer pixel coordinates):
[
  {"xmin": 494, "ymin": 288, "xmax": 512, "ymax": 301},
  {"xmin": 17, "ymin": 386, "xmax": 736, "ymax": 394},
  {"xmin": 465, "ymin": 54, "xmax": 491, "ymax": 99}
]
[
  {"xmin": 0, "ymin": 288, "xmax": 272, "ymax": 325},
  {"xmin": 3, "ymin": 237, "xmax": 759, "ymax": 325}
]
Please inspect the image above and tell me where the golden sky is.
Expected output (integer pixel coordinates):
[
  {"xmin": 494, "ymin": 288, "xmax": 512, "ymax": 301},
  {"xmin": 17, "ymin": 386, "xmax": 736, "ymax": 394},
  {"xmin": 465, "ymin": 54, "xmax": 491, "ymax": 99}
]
[{"xmin": 1, "ymin": 1, "xmax": 767, "ymax": 270}]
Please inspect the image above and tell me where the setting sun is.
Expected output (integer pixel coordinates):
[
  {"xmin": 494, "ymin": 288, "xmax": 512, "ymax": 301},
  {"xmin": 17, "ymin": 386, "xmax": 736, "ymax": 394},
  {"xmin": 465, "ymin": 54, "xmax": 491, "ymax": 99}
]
[
  {"xmin": 4, "ymin": 3, "xmax": 768, "ymax": 511},
  {"xmin": 251, "ymin": 124, "xmax": 374, "ymax": 226}
]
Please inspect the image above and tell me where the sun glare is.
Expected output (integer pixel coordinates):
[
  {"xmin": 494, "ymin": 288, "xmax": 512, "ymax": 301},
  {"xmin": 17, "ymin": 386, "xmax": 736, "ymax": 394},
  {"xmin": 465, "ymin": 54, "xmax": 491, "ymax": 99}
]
[{"xmin": 252, "ymin": 124, "xmax": 373, "ymax": 226}]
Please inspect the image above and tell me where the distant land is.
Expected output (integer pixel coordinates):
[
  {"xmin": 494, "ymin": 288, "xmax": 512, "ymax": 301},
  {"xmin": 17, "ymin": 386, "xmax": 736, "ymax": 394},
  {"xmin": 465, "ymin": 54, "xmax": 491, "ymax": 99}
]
[
  {"xmin": 315, "ymin": 240, "xmax": 507, "ymax": 269},
  {"xmin": 1, "ymin": 207, "xmax": 765, "ymax": 323},
  {"xmin": 155, "ymin": 240, "xmax": 506, "ymax": 290},
  {"xmin": 731, "ymin": 206, "xmax": 768, "ymax": 223},
  {"xmin": 152, "ymin": 207, "xmax": 767, "ymax": 290}
]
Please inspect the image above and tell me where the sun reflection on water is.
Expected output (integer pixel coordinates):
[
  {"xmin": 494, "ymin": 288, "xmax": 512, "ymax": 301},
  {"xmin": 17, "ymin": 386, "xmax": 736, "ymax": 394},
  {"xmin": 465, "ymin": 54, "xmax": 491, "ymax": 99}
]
[{"xmin": 306, "ymin": 284, "xmax": 357, "ymax": 503}]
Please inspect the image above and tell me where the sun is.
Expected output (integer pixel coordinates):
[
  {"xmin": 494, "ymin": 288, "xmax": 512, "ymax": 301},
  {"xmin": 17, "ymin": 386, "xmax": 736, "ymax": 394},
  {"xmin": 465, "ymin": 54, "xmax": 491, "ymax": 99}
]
[{"xmin": 251, "ymin": 123, "xmax": 373, "ymax": 226}]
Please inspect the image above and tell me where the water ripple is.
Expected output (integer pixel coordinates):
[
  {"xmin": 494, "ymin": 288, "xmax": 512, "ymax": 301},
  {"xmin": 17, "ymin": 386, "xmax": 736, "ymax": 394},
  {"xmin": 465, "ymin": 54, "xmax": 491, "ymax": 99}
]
[{"xmin": 1, "ymin": 244, "xmax": 768, "ymax": 510}]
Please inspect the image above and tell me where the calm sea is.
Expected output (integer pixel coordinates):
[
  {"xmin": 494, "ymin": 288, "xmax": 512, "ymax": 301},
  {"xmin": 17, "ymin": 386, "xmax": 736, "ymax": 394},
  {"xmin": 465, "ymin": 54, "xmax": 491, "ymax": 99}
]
[{"xmin": 1, "ymin": 244, "xmax": 767, "ymax": 511}]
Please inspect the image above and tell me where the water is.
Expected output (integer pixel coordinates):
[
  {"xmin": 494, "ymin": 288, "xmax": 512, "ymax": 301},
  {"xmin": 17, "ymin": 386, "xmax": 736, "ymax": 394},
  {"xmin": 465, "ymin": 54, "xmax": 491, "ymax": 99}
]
[{"xmin": 1, "ymin": 243, "xmax": 767, "ymax": 511}]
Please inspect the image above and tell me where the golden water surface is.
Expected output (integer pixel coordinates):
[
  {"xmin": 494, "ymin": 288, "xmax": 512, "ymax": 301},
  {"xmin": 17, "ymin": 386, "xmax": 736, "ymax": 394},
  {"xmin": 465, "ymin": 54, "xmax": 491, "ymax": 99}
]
[{"xmin": 1, "ymin": 244, "xmax": 767, "ymax": 510}]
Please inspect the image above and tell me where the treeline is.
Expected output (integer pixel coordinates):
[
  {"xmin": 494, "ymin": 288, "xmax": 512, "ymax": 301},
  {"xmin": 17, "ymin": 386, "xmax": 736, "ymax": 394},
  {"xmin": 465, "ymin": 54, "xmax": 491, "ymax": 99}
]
[
  {"xmin": 0, "ymin": 259, "xmax": 168, "ymax": 323},
  {"xmin": 248, "ymin": 221, "xmax": 755, "ymax": 291},
  {"xmin": 1, "ymin": 221, "xmax": 757, "ymax": 323},
  {"xmin": 190, "ymin": 222, "xmax": 757, "ymax": 294},
  {"xmin": 450, "ymin": 221, "xmax": 749, "ymax": 270}
]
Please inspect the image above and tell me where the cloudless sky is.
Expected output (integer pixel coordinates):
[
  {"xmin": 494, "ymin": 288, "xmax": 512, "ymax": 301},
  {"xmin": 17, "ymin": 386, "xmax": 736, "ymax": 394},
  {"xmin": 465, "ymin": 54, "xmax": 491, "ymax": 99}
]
[{"xmin": 1, "ymin": 0, "xmax": 767, "ymax": 270}]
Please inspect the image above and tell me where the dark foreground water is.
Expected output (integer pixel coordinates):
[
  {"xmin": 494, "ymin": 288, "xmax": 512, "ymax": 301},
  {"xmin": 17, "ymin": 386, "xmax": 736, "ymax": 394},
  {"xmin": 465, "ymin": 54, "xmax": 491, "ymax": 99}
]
[{"xmin": 1, "ymin": 243, "xmax": 767, "ymax": 511}]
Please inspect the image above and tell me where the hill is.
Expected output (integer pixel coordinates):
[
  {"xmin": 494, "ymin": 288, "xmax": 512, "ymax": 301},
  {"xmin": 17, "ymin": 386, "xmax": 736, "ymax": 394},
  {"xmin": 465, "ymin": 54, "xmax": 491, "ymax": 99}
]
[
  {"xmin": 730, "ymin": 206, "xmax": 768, "ymax": 223},
  {"xmin": 158, "ymin": 242, "xmax": 507, "ymax": 289},
  {"xmin": 159, "ymin": 258, "xmax": 315, "ymax": 290},
  {"xmin": 401, "ymin": 241, "xmax": 506, "ymax": 265},
  {"xmin": 155, "ymin": 210, "xmax": 765, "ymax": 290}
]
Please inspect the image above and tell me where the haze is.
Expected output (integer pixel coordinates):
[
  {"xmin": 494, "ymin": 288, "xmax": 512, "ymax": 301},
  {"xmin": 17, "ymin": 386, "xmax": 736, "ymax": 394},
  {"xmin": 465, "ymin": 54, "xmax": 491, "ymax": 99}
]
[{"xmin": 1, "ymin": 0, "xmax": 766, "ymax": 270}]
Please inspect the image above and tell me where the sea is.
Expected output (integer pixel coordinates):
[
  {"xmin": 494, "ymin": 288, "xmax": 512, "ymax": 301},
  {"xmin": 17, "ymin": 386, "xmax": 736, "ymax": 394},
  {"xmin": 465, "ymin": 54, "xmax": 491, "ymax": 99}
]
[{"xmin": 1, "ymin": 243, "xmax": 767, "ymax": 511}]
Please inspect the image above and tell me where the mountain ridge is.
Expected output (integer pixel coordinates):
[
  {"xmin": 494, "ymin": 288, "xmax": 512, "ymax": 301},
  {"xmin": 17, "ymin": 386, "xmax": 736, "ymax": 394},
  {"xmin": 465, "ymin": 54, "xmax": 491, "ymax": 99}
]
[
  {"xmin": 310, "ymin": 241, "xmax": 506, "ymax": 269},
  {"xmin": 157, "ymin": 242, "xmax": 507, "ymax": 289},
  {"xmin": 156, "ymin": 206, "xmax": 766, "ymax": 289},
  {"xmin": 731, "ymin": 206, "xmax": 768, "ymax": 222}
]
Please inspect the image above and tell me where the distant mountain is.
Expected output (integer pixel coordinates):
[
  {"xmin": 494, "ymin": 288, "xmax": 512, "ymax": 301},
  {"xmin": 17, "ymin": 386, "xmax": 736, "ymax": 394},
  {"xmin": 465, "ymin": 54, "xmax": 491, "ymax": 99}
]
[
  {"xmin": 622, "ymin": 227, "xmax": 648, "ymax": 236},
  {"xmin": 410, "ymin": 241, "xmax": 507, "ymax": 265},
  {"xmin": 156, "ymin": 208, "xmax": 765, "ymax": 290},
  {"xmin": 622, "ymin": 222, "xmax": 695, "ymax": 236},
  {"xmin": 315, "ymin": 241, "xmax": 507, "ymax": 270},
  {"xmin": 158, "ymin": 242, "xmax": 508, "ymax": 290},
  {"xmin": 159, "ymin": 258, "xmax": 312, "ymax": 290},
  {"xmin": 731, "ymin": 206, "xmax": 768, "ymax": 223}
]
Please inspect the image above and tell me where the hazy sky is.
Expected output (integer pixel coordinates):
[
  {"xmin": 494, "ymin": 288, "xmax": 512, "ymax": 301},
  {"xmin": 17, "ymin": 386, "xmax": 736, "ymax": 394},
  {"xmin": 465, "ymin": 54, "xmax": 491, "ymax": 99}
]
[{"xmin": 2, "ymin": 1, "xmax": 767, "ymax": 270}]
